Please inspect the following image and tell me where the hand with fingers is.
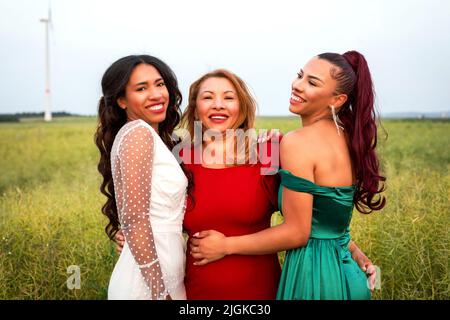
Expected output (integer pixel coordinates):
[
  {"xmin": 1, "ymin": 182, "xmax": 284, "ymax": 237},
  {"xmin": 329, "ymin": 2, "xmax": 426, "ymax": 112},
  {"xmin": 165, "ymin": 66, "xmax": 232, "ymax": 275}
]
[
  {"xmin": 189, "ymin": 230, "xmax": 228, "ymax": 266},
  {"xmin": 114, "ymin": 229, "xmax": 125, "ymax": 254},
  {"xmin": 364, "ymin": 264, "xmax": 377, "ymax": 293},
  {"xmin": 257, "ymin": 129, "xmax": 282, "ymax": 143},
  {"xmin": 351, "ymin": 246, "xmax": 377, "ymax": 293}
]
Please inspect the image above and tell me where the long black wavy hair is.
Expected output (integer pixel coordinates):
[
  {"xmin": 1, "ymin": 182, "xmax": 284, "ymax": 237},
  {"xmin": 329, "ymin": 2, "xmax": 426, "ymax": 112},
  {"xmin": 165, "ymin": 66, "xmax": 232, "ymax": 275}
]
[{"xmin": 94, "ymin": 55, "xmax": 193, "ymax": 240}]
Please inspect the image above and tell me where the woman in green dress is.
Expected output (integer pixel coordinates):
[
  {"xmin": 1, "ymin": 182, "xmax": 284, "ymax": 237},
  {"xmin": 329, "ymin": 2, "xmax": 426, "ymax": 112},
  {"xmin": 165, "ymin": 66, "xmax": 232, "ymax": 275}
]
[{"xmin": 190, "ymin": 50, "xmax": 385, "ymax": 300}]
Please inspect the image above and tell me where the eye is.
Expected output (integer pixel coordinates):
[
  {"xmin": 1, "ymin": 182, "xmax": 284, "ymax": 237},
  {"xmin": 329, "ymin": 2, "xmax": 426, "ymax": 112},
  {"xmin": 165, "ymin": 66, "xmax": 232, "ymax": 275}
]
[
  {"xmin": 297, "ymin": 72, "xmax": 303, "ymax": 79},
  {"xmin": 225, "ymin": 96, "xmax": 234, "ymax": 100},
  {"xmin": 136, "ymin": 87, "xmax": 146, "ymax": 92},
  {"xmin": 157, "ymin": 82, "xmax": 166, "ymax": 87},
  {"xmin": 203, "ymin": 96, "xmax": 212, "ymax": 100},
  {"xmin": 309, "ymin": 81, "xmax": 317, "ymax": 87}
]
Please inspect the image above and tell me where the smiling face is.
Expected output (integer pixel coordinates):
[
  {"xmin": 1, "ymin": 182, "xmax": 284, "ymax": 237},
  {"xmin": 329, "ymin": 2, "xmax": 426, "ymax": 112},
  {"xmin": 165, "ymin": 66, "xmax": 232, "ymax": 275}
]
[
  {"xmin": 195, "ymin": 77, "xmax": 240, "ymax": 133},
  {"xmin": 117, "ymin": 63, "xmax": 169, "ymax": 130},
  {"xmin": 289, "ymin": 57, "xmax": 347, "ymax": 117}
]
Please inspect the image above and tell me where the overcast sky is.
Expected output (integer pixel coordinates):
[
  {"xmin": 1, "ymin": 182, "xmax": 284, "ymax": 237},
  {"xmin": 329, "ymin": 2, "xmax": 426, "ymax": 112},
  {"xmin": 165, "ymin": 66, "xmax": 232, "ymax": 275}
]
[{"xmin": 1, "ymin": 0, "xmax": 449, "ymax": 116}]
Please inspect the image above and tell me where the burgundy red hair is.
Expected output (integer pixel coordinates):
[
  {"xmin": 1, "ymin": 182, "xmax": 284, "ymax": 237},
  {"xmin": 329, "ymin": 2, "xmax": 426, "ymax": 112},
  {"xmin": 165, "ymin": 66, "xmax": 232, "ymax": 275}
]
[{"xmin": 318, "ymin": 51, "xmax": 386, "ymax": 213}]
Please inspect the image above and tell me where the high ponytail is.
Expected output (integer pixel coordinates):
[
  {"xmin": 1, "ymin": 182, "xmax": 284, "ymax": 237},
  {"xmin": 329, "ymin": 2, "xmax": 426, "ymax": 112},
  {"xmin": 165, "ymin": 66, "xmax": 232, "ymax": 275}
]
[{"xmin": 318, "ymin": 51, "xmax": 386, "ymax": 213}]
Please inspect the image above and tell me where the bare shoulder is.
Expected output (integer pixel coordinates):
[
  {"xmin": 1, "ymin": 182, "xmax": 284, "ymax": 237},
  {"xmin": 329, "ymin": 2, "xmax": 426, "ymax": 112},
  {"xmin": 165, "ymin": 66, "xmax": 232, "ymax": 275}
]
[
  {"xmin": 280, "ymin": 128, "xmax": 314, "ymax": 179},
  {"xmin": 281, "ymin": 128, "xmax": 313, "ymax": 152}
]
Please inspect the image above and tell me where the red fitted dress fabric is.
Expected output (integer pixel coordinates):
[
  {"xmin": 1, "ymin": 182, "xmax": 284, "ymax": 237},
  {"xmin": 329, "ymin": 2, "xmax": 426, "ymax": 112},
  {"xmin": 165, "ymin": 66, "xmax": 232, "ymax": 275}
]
[{"xmin": 183, "ymin": 143, "xmax": 281, "ymax": 300}]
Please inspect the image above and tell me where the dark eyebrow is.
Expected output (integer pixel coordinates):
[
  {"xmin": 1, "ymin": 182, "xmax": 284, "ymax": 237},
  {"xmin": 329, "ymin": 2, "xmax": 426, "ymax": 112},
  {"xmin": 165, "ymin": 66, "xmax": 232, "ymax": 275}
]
[
  {"xmin": 200, "ymin": 90, "xmax": 235, "ymax": 94},
  {"xmin": 308, "ymin": 75, "xmax": 324, "ymax": 83},
  {"xmin": 300, "ymin": 69, "xmax": 324, "ymax": 84},
  {"xmin": 134, "ymin": 78, "xmax": 164, "ymax": 87}
]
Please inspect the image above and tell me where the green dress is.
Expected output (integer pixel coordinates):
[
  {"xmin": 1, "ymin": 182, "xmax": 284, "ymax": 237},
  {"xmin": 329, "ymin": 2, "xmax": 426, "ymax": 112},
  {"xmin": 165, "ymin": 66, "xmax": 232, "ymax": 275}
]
[{"xmin": 276, "ymin": 169, "xmax": 370, "ymax": 300}]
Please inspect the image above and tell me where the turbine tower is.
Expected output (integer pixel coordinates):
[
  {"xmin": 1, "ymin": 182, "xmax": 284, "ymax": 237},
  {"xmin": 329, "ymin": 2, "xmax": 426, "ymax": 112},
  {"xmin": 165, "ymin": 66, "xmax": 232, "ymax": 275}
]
[{"xmin": 40, "ymin": 4, "xmax": 52, "ymax": 122}]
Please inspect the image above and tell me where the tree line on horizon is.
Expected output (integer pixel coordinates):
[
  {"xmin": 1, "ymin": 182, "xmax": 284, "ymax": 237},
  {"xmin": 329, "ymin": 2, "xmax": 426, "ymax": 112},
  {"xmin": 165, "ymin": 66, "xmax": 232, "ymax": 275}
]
[
  {"xmin": 0, "ymin": 111, "xmax": 80, "ymax": 122},
  {"xmin": 0, "ymin": 111, "xmax": 448, "ymax": 123}
]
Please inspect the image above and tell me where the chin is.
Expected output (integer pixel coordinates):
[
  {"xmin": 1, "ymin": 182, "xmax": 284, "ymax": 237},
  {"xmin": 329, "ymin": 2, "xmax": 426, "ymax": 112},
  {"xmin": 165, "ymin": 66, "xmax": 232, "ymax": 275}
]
[
  {"xmin": 147, "ymin": 113, "xmax": 167, "ymax": 125},
  {"xmin": 289, "ymin": 104, "xmax": 301, "ymax": 115},
  {"xmin": 204, "ymin": 121, "xmax": 230, "ymax": 133}
]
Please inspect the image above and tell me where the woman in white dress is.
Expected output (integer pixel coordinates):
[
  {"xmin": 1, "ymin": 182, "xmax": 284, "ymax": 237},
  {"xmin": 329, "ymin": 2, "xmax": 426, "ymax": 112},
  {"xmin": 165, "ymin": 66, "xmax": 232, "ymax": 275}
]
[{"xmin": 94, "ymin": 55, "xmax": 192, "ymax": 300}]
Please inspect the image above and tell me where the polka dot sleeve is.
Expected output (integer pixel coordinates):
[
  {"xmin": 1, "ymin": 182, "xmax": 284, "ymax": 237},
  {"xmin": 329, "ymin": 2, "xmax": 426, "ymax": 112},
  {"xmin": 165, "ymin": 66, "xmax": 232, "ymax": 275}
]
[{"xmin": 117, "ymin": 125, "xmax": 168, "ymax": 300}]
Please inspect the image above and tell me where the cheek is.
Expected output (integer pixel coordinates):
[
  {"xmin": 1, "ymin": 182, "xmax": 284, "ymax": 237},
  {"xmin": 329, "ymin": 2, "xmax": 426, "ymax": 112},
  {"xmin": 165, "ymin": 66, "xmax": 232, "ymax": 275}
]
[
  {"xmin": 228, "ymin": 102, "xmax": 240, "ymax": 120},
  {"xmin": 161, "ymin": 87, "xmax": 170, "ymax": 100},
  {"xmin": 196, "ymin": 101, "xmax": 210, "ymax": 121},
  {"xmin": 305, "ymin": 89, "xmax": 329, "ymax": 104},
  {"xmin": 125, "ymin": 91, "xmax": 144, "ymax": 109}
]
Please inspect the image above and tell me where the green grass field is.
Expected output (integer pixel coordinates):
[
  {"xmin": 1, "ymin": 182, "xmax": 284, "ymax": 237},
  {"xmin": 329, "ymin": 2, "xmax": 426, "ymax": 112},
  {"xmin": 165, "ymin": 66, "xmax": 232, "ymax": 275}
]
[{"xmin": 0, "ymin": 117, "xmax": 448, "ymax": 300}]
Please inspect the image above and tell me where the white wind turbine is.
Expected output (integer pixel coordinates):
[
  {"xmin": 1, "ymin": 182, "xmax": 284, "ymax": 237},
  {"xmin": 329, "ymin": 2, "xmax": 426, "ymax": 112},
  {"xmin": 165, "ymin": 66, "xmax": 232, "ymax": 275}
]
[{"xmin": 40, "ymin": 3, "xmax": 53, "ymax": 122}]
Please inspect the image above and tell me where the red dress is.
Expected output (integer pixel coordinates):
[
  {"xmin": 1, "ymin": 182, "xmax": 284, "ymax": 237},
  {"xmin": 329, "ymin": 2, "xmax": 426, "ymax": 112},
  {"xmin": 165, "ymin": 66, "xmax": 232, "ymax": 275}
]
[{"xmin": 183, "ymin": 142, "xmax": 281, "ymax": 300}]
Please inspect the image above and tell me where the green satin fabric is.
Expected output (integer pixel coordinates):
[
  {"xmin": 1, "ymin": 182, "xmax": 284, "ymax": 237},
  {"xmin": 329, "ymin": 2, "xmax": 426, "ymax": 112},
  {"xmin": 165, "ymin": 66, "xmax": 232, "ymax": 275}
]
[{"xmin": 276, "ymin": 169, "xmax": 370, "ymax": 300}]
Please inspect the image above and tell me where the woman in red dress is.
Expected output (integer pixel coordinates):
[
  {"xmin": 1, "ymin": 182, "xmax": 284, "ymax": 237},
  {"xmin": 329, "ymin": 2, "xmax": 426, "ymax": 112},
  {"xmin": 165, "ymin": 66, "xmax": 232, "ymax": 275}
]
[{"xmin": 179, "ymin": 69, "xmax": 281, "ymax": 299}]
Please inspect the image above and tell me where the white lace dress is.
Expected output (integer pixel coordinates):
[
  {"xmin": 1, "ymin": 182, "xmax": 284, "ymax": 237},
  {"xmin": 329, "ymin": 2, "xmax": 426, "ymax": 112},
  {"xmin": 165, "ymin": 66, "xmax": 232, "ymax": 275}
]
[{"xmin": 108, "ymin": 120, "xmax": 188, "ymax": 300}]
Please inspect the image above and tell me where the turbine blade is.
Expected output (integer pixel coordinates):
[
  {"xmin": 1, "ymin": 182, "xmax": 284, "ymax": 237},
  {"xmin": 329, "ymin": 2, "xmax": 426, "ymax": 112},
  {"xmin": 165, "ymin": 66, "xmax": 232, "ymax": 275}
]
[{"xmin": 49, "ymin": 3, "xmax": 53, "ymax": 29}]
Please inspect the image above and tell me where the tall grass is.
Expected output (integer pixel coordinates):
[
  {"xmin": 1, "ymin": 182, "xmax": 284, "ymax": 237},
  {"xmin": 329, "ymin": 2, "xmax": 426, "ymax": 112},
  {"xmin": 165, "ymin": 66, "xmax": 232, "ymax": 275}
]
[
  {"xmin": 0, "ymin": 117, "xmax": 448, "ymax": 299},
  {"xmin": 349, "ymin": 120, "xmax": 450, "ymax": 299},
  {"xmin": 0, "ymin": 118, "xmax": 114, "ymax": 299}
]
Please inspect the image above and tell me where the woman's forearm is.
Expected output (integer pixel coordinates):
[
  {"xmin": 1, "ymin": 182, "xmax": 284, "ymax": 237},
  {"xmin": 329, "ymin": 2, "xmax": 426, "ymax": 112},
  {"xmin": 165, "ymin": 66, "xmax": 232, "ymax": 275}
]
[
  {"xmin": 349, "ymin": 240, "xmax": 372, "ymax": 264},
  {"xmin": 225, "ymin": 222, "xmax": 309, "ymax": 256}
]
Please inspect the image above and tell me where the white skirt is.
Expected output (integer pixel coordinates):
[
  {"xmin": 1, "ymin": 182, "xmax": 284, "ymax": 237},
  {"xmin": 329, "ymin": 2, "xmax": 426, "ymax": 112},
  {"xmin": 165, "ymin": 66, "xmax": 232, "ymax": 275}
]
[{"xmin": 108, "ymin": 223, "xmax": 186, "ymax": 300}]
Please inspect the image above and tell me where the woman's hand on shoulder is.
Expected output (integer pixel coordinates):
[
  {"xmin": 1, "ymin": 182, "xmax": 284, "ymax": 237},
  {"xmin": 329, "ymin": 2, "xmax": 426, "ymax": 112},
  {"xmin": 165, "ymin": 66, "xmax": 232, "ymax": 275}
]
[{"xmin": 257, "ymin": 129, "xmax": 282, "ymax": 143}]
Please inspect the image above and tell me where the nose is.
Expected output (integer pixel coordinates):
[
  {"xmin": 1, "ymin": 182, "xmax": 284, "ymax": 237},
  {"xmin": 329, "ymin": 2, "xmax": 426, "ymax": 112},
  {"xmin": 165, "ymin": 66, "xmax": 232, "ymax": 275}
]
[
  {"xmin": 148, "ymin": 87, "xmax": 164, "ymax": 101},
  {"xmin": 213, "ymin": 97, "xmax": 225, "ymax": 109},
  {"xmin": 292, "ymin": 78, "xmax": 304, "ymax": 93}
]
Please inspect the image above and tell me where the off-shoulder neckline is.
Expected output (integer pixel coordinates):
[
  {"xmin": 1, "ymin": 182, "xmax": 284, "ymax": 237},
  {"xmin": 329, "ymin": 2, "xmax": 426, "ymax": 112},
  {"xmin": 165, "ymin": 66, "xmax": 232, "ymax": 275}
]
[{"xmin": 279, "ymin": 169, "xmax": 355, "ymax": 190}]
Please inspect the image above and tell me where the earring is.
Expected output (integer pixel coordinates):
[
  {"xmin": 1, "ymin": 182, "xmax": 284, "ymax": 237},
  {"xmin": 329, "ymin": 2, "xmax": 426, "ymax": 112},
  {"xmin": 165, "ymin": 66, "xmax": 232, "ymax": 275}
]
[{"xmin": 330, "ymin": 105, "xmax": 344, "ymax": 136}]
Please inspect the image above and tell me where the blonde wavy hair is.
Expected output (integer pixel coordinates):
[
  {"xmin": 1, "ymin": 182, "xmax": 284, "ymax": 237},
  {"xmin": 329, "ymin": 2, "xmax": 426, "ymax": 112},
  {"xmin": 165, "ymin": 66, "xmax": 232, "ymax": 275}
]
[{"xmin": 180, "ymin": 69, "xmax": 258, "ymax": 165}]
